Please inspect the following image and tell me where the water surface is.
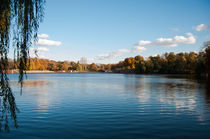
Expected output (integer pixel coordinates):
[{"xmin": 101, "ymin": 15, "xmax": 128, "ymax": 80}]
[{"xmin": 1, "ymin": 73, "xmax": 210, "ymax": 138}]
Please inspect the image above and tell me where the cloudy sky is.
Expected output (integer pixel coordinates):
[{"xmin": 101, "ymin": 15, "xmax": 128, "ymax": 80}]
[{"xmin": 15, "ymin": 0, "xmax": 210, "ymax": 63}]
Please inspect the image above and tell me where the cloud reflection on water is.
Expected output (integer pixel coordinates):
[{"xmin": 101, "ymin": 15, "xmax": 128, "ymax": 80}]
[
  {"xmin": 22, "ymin": 80, "xmax": 52, "ymax": 115},
  {"xmin": 127, "ymin": 75, "xmax": 209, "ymax": 124}
]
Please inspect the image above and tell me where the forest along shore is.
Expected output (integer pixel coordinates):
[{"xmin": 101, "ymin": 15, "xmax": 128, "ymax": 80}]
[
  {"xmin": 7, "ymin": 70, "xmax": 79, "ymax": 74},
  {"xmin": 6, "ymin": 46, "xmax": 210, "ymax": 75}
]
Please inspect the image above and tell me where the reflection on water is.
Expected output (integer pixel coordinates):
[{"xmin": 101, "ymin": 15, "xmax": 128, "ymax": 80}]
[
  {"xmin": 1, "ymin": 74, "xmax": 210, "ymax": 138},
  {"xmin": 205, "ymin": 77, "xmax": 210, "ymax": 106},
  {"xmin": 129, "ymin": 75, "xmax": 210, "ymax": 125},
  {"xmin": 23, "ymin": 80, "xmax": 52, "ymax": 112},
  {"xmin": 23, "ymin": 80, "xmax": 50, "ymax": 87}
]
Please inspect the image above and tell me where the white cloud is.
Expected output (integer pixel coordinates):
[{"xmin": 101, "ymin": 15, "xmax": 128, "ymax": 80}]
[
  {"xmin": 196, "ymin": 24, "xmax": 210, "ymax": 31},
  {"xmin": 38, "ymin": 34, "xmax": 49, "ymax": 39},
  {"xmin": 134, "ymin": 32, "xmax": 196, "ymax": 48},
  {"xmin": 154, "ymin": 38, "xmax": 177, "ymax": 47},
  {"xmin": 96, "ymin": 41, "xmax": 147, "ymax": 60},
  {"xmin": 35, "ymin": 38, "xmax": 61, "ymax": 46},
  {"xmin": 31, "ymin": 33, "xmax": 61, "ymax": 58},
  {"xmin": 95, "ymin": 49, "xmax": 130, "ymax": 60},
  {"xmin": 114, "ymin": 49, "xmax": 130, "ymax": 55},
  {"xmin": 30, "ymin": 47, "xmax": 49, "ymax": 58},
  {"xmin": 35, "ymin": 34, "xmax": 62, "ymax": 46},
  {"xmin": 174, "ymin": 33, "xmax": 196, "ymax": 44},
  {"xmin": 138, "ymin": 40, "xmax": 151, "ymax": 46},
  {"xmin": 132, "ymin": 46, "xmax": 146, "ymax": 52},
  {"xmin": 37, "ymin": 47, "xmax": 49, "ymax": 52},
  {"xmin": 95, "ymin": 33, "xmax": 196, "ymax": 62}
]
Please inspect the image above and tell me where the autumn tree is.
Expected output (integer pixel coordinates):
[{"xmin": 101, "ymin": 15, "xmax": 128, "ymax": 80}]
[
  {"xmin": 175, "ymin": 53, "xmax": 187, "ymax": 73},
  {"xmin": 134, "ymin": 55, "xmax": 144, "ymax": 62},
  {"xmin": 195, "ymin": 51, "xmax": 206, "ymax": 74},
  {"xmin": 124, "ymin": 57, "xmax": 135, "ymax": 69},
  {"xmin": 204, "ymin": 42, "xmax": 210, "ymax": 75},
  {"xmin": 111, "ymin": 48, "xmax": 209, "ymax": 75},
  {"xmin": 134, "ymin": 55, "xmax": 145, "ymax": 73},
  {"xmin": 88, "ymin": 63, "xmax": 98, "ymax": 71}
]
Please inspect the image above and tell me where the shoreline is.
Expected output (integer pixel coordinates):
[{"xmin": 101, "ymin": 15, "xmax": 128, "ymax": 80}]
[
  {"xmin": 6, "ymin": 70, "xmax": 209, "ymax": 77},
  {"xmin": 7, "ymin": 70, "xmax": 109, "ymax": 74}
]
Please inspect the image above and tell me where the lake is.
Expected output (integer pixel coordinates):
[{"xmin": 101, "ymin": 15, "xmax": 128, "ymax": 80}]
[{"xmin": 1, "ymin": 73, "xmax": 210, "ymax": 138}]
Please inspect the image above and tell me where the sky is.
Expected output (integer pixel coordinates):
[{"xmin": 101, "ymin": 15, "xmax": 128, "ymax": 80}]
[{"xmin": 13, "ymin": 0, "xmax": 210, "ymax": 64}]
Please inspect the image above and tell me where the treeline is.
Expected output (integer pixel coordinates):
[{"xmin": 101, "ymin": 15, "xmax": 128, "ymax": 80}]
[
  {"xmin": 111, "ymin": 47, "xmax": 210, "ymax": 75},
  {"xmin": 7, "ymin": 58, "xmax": 112, "ymax": 72},
  {"xmin": 7, "ymin": 47, "xmax": 210, "ymax": 75}
]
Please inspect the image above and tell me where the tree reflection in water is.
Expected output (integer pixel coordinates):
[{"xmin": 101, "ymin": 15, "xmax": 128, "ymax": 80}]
[
  {"xmin": 0, "ymin": 74, "xmax": 209, "ymax": 133},
  {"xmin": 0, "ymin": 73, "xmax": 19, "ymax": 132},
  {"xmin": 205, "ymin": 77, "xmax": 210, "ymax": 107}
]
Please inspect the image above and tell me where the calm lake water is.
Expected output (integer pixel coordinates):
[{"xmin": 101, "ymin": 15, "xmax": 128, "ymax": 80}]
[{"xmin": 1, "ymin": 73, "xmax": 210, "ymax": 138}]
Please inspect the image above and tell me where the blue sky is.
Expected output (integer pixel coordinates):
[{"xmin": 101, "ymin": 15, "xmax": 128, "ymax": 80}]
[{"xmin": 25, "ymin": 0, "xmax": 210, "ymax": 63}]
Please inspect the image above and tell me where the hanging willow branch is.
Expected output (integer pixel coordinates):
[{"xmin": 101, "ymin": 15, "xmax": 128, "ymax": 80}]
[{"xmin": 0, "ymin": 0, "xmax": 45, "ymax": 132}]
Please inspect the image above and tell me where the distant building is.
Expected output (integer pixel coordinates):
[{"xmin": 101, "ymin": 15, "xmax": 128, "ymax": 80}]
[
  {"xmin": 96, "ymin": 63, "xmax": 101, "ymax": 66},
  {"xmin": 79, "ymin": 57, "xmax": 87, "ymax": 64}
]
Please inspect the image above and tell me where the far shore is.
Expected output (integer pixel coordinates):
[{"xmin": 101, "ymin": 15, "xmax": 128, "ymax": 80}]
[
  {"xmin": 6, "ymin": 70, "xmax": 208, "ymax": 78},
  {"xmin": 7, "ymin": 70, "xmax": 78, "ymax": 74},
  {"xmin": 7, "ymin": 70, "xmax": 111, "ymax": 74}
]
